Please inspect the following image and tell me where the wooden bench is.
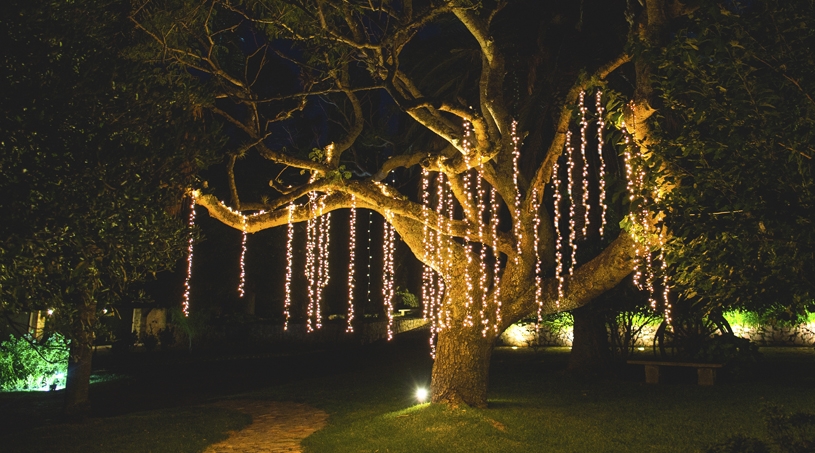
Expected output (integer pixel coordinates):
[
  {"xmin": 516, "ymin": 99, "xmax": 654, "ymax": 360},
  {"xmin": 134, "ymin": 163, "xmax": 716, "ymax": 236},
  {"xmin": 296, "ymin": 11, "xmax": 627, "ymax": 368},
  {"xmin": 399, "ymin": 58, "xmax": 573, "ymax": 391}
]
[{"xmin": 627, "ymin": 360, "xmax": 724, "ymax": 386}]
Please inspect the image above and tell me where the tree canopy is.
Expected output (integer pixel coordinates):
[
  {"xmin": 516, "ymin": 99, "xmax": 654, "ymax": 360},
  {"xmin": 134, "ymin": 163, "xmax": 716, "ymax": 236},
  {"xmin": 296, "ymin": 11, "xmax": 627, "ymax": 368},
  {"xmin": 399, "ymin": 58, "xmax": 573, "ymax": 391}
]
[
  {"xmin": 646, "ymin": 0, "xmax": 815, "ymax": 318},
  {"xmin": 0, "ymin": 0, "xmax": 219, "ymax": 414}
]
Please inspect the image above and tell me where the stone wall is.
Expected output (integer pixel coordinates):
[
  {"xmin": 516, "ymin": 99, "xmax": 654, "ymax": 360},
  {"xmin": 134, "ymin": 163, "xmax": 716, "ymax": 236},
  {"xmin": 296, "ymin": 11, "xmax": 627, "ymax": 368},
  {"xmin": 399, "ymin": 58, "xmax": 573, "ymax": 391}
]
[{"xmin": 499, "ymin": 320, "xmax": 815, "ymax": 348}]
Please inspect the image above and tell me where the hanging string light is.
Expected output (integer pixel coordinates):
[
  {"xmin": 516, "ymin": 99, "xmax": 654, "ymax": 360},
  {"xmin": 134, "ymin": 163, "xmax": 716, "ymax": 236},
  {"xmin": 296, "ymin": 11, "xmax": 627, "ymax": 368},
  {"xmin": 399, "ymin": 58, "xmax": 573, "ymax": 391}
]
[
  {"xmin": 238, "ymin": 216, "xmax": 248, "ymax": 298},
  {"xmin": 596, "ymin": 89, "xmax": 608, "ymax": 237},
  {"xmin": 305, "ymin": 193, "xmax": 318, "ymax": 332},
  {"xmin": 283, "ymin": 203, "xmax": 295, "ymax": 330},
  {"xmin": 315, "ymin": 201, "xmax": 331, "ymax": 330},
  {"xmin": 346, "ymin": 196, "xmax": 357, "ymax": 333},
  {"xmin": 490, "ymin": 185, "xmax": 502, "ymax": 333},
  {"xmin": 420, "ymin": 168, "xmax": 438, "ymax": 356},
  {"xmin": 444, "ymin": 172, "xmax": 455, "ymax": 329},
  {"xmin": 461, "ymin": 122, "xmax": 475, "ymax": 328},
  {"xmin": 476, "ymin": 166, "xmax": 490, "ymax": 336},
  {"xmin": 511, "ymin": 120, "xmax": 523, "ymax": 262},
  {"xmin": 435, "ymin": 172, "xmax": 449, "ymax": 333},
  {"xmin": 566, "ymin": 130, "xmax": 577, "ymax": 275},
  {"xmin": 532, "ymin": 188, "xmax": 543, "ymax": 328},
  {"xmin": 660, "ymin": 243, "xmax": 672, "ymax": 322},
  {"xmin": 366, "ymin": 209, "xmax": 373, "ymax": 305},
  {"xmin": 382, "ymin": 210, "xmax": 396, "ymax": 340},
  {"xmin": 182, "ymin": 193, "xmax": 196, "ymax": 317},
  {"xmin": 553, "ymin": 155, "xmax": 565, "ymax": 306},
  {"xmin": 579, "ymin": 91, "xmax": 591, "ymax": 237}
]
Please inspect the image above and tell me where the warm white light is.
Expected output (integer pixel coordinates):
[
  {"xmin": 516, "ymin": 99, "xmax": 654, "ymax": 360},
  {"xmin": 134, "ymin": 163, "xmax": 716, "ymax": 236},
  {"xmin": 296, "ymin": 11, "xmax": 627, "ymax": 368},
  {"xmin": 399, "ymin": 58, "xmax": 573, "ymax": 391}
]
[
  {"xmin": 579, "ymin": 91, "xmax": 591, "ymax": 237},
  {"xmin": 553, "ymin": 155, "xmax": 564, "ymax": 307},
  {"xmin": 532, "ymin": 188, "xmax": 543, "ymax": 328},
  {"xmin": 489, "ymin": 185, "xmax": 502, "ymax": 333},
  {"xmin": 346, "ymin": 196, "xmax": 357, "ymax": 332},
  {"xmin": 511, "ymin": 120, "xmax": 523, "ymax": 262},
  {"xmin": 382, "ymin": 210, "xmax": 396, "ymax": 340},
  {"xmin": 476, "ymin": 166, "xmax": 489, "ymax": 336},
  {"xmin": 283, "ymin": 203, "xmax": 295, "ymax": 330},
  {"xmin": 596, "ymin": 89, "xmax": 607, "ymax": 238},
  {"xmin": 415, "ymin": 387, "xmax": 429, "ymax": 402},
  {"xmin": 566, "ymin": 130, "xmax": 577, "ymax": 275},
  {"xmin": 238, "ymin": 217, "xmax": 247, "ymax": 298},
  {"xmin": 462, "ymin": 124, "xmax": 475, "ymax": 328},
  {"xmin": 182, "ymin": 193, "xmax": 196, "ymax": 317}
]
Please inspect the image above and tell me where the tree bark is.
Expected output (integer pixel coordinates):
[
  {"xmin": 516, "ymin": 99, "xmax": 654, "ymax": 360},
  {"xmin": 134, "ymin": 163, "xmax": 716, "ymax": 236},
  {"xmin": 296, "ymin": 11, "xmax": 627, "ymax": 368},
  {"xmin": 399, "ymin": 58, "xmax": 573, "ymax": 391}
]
[
  {"xmin": 63, "ymin": 301, "xmax": 95, "ymax": 419},
  {"xmin": 567, "ymin": 302, "xmax": 614, "ymax": 378},
  {"xmin": 431, "ymin": 324, "xmax": 495, "ymax": 408}
]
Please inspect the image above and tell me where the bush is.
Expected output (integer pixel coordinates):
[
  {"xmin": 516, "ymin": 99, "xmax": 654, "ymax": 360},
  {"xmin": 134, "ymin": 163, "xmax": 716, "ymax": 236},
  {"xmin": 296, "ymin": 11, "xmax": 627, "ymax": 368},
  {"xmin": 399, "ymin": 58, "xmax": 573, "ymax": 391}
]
[
  {"xmin": 395, "ymin": 287, "xmax": 419, "ymax": 309},
  {"xmin": 0, "ymin": 333, "xmax": 69, "ymax": 392},
  {"xmin": 158, "ymin": 327, "xmax": 176, "ymax": 350},
  {"xmin": 141, "ymin": 333, "xmax": 158, "ymax": 352}
]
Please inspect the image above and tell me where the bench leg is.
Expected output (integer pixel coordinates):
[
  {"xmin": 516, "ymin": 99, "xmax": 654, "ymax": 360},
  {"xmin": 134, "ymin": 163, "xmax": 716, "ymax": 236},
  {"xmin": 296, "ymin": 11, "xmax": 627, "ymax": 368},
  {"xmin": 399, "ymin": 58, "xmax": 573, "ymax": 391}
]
[
  {"xmin": 644, "ymin": 365, "xmax": 660, "ymax": 384},
  {"xmin": 697, "ymin": 368, "xmax": 716, "ymax": 386}
]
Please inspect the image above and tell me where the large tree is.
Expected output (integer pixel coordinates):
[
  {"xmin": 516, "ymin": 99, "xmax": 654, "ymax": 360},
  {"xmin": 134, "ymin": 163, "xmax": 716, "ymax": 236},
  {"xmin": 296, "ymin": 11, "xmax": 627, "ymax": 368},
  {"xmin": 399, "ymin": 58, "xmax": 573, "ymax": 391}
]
[
  {"xmin": 131, "ymin": 0, "xmax": 685, "ymax": 407},
  {"xmin": 0, "ymin": 0, "xmax": 218, "ymax": 415}
]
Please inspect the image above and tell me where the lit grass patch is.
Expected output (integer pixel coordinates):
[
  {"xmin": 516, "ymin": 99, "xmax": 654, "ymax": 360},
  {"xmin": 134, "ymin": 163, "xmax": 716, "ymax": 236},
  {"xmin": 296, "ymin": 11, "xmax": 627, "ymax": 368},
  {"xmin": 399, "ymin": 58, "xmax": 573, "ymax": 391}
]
[{"xmin": 254, "ymin": 346, "xmax": 815, "ymax": 453}]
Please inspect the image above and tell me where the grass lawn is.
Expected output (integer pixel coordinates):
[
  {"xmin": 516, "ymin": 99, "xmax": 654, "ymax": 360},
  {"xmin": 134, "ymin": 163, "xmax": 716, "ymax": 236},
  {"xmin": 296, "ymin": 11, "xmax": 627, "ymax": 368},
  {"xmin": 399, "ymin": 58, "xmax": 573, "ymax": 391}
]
[
  {"xmin": 253, "ymin": 341, "xmax": 815, "ymax": 453},
  {"xmin": 1, "ymin": 332, "xmax": 814, "ymax": 452}
]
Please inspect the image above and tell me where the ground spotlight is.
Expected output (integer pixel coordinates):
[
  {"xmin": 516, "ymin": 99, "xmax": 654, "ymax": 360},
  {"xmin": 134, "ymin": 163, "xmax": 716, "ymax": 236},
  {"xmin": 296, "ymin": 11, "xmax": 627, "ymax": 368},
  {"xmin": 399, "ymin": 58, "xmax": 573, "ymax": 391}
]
[{"xmin": 415, "ymin": 387, "xmax": 428, "ymax": 403}]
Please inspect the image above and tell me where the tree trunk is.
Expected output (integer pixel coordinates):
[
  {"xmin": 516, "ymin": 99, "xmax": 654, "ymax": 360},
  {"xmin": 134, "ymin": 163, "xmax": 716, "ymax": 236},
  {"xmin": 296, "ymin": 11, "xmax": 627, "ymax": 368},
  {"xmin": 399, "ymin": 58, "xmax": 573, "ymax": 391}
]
[
  {"xmin": 63, "ymin": 301, "xmax": 95, "ymax": 419},
  {"xmin": 567, "ymin": 303, "xmax": 613, "ymax": 378},
  {"xmin": 431, "ymin": 324, "xmax": 495, "ymax": 408}
]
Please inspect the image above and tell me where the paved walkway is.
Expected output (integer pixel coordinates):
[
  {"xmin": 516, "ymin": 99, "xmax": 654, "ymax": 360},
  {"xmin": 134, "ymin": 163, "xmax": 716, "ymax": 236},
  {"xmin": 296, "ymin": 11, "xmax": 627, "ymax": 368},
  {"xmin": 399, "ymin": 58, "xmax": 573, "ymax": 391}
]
[{"xmin": 204, "ymin": 399, "xmax": 329, "ymax": 453}]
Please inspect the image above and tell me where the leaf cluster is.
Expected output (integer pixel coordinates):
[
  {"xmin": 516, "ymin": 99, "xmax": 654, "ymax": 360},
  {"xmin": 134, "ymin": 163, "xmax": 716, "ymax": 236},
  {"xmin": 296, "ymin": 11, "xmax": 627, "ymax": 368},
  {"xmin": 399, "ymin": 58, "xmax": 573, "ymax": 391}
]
[
  {"xmin": 644, "ymin": 0, "xmax": 815, "ymax": 314},
  {"xmin": 0, "ymin": 0, "xmax": 221, "ymax": 342}
]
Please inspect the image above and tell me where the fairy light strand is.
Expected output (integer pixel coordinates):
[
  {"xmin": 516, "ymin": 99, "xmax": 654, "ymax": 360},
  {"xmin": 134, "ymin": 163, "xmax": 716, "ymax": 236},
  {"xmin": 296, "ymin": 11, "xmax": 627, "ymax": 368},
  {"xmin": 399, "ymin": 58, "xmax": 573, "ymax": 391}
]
[
  {"xmin": 435, "ymin": 172, "xmax": 449, "ymax": 335},
  {"xmin": 579, "ymin": 91, "xmax": 591, "ymax": 237},
  {"xmin": 552, "ymin": 155, "xmax": 565, "ymax": 306},
  {"xmin": 511, "ymin": 120, "xmax": 523, "ymax": 261},
  {"xmin": 283, "ymin": 203, "xmax": 295, "ymax": 330},
  {"xmin": 490, "ymin": 185, "xmax": 502, "ymax": 333},
  {"xmin": 238, "ymin": 216, "xmax": 248, "ymax": 297},
  {"xmin": 382, "ymin": 210, "xmax": 396, "ymax": 340},
  {"xmin": 315, "ymin": 205, "xmax": 331, "ymax": 330},
  {"xmin": 444, "ymin": 172, "xmax": 455, "ymax": 329},
  {"xmin": 182, "ymin": 193, "xmax": 196, "ymax": 317},
  {"xmin": 420, "ymin": 168, "xmax": 436, "ymax": 355},
  {"xmin": 566, "ymin": 131, "xmax": 577, "ymax": 275},
  {"xmin": 476, "ymin": 166, "xmax": 490, "ymax": 336},
  {"xmin": 532, "ymin": 188, "xmax": 543, "ymax": 328},
  {"xmin": 596, "ymin": 89, "xmax": 608, "ymax": 237},
  {"xmin": 305, "ymin": 193, "xmax": 318, "ymax": 332},
  {"xmin": 462, "ymin": 122, "xmax": 475, "ymax": 328},
  {"xmin": 346, "ymin": 196, "xmax": 357, "ymax": 332}
]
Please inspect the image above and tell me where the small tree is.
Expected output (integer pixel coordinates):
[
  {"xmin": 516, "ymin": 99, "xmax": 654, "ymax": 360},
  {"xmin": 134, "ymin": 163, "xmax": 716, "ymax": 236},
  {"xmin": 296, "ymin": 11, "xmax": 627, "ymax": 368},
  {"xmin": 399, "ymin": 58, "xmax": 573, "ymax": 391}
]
[{"xmin": 0, "ymin": 0, "xmax": 218, "ymax": 415}]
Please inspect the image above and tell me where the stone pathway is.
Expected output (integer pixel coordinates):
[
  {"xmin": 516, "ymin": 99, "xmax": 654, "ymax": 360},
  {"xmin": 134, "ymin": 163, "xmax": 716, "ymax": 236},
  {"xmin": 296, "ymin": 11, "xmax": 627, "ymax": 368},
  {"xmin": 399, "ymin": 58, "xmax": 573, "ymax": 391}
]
[{"xmin": 204, "ymin": 399, "xmax": 328, "ymax": 453}]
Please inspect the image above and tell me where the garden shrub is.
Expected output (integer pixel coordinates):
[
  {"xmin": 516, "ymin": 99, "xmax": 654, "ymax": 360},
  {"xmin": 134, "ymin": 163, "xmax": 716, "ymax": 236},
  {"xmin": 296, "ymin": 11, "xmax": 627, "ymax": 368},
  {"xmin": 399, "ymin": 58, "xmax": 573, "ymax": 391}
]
[{"xmin": 0, "ymin": 333, "xmax": 69, "ymax": 391}]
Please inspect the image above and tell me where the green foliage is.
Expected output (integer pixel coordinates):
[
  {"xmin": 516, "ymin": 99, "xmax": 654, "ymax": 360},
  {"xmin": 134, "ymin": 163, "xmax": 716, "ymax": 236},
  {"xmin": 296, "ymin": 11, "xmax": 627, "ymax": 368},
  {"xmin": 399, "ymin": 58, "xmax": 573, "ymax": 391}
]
[
  {"xmin": 395, "ymin": 287, "xmax": 420, "ymax": 309},
  {"xmin": 724, "ymin": 309, "xmax": 815, "ymax": 329},
  {"xmin": 646, "ymin": 0, "xmax": 815, "ymax": 314},
  {"xmin": 0, "ymin": 0, "xmax": 220, "ymax": 345},
  {"xmin": 0, "ymin": 334, "xmax": 69, "ymax": 392},
  {"xmin": 693, "ymin": 334, "xmax": 761, "ymax": 368}
]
